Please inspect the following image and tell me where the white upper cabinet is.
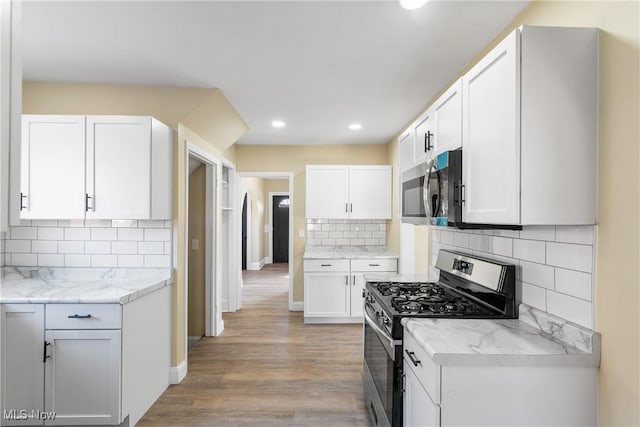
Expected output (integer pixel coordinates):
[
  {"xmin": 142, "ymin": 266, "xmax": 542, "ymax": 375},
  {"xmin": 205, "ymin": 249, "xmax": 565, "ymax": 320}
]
[
  {"xmin": 305, "ymin": 165, "xmax": 349, "ymax": 219},
  {"xmin": 20, "ymin": 116, "xmax": 86, "ymax": 219},
  {"xmin": 16, "ymin": 115, "xmax": 172, "ymax": 222},
  {"xmin": 433, "ymin": 78, "xmax": 463, "ymax": 155},
  {"xmin": 1, "ymin": 0, "xmax": 20, "ymax": 231},
  {"xmin": 462, "ymin": 29, "xmax": 521, "ymax": 225},
  {"xmin": 412, "ymin": 108, "xmax": 435, "ymax": 164},
  {"xmin": 86, "ymin": 116, "xmax": 151, "ymax": 220},
  {"xmin": 462, "ymin": 25, "xmax": 598, "ymax": 225},
  {"xmin": 397, "ymin": 127, "xmax": 414, "ymax": 173},
  {"xmin": 306, "ymin": 165, "xmax": 392, "ymax": 220}
]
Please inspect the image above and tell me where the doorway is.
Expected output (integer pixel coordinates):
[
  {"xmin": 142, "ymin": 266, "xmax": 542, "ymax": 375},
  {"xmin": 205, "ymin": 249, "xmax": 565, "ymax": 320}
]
[
  {"xmin": 271, "ymin": 193, "xmax": 290, "ymax": 263},
  {"xmin": 236, "ymin": 173, "xmax": 295, "ymax": 310},
  {"xmin": 187, "ymin": 158, "xmax": 206, "ymax": 350}
]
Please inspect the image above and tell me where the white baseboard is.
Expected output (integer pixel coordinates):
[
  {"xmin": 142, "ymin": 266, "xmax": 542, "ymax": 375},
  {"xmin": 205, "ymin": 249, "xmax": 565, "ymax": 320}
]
[
  {"xmin": 289, "ymin": 301, "xmax": 304, "ymax": 311},
  {"xmin": 169, "ymin": 359, "xmax": 187, "ymax": 384},
  {"xmin": 215, "ymin": 318, "xmax": 225, "ymax": 336},
  {"xmin": 247, "ymin": 257, "xmax": 268, "ymax": 271},
  {"xmin": 266, "ymin": 257, "xmax": 273, "ymax": 264}
]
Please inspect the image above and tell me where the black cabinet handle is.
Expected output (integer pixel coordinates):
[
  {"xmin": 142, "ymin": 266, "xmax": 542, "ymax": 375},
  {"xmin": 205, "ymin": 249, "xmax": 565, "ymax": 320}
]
[
  {"xmin": 43, "ymin": 341, "xmax": 51, "ymax": 363},
  {"xmin": 405, "ymin": 349, "xmax": 422, "ymax": 367},
  {"xmin": 85, "ymin": 194, "xmax": 93, "ymax": 212},
  {"xmin": 368, "ymin": 263, "xmax": 380, "ymax": 267},
  {"xmin": 67, "ymin": 314, "xmax": 92, "ymax": 319},
  {"xmin": 425, "ymin": 131, "xmax": 434, "ymax": 151},
  {"xmin": 19, "ymin": 192, "xmax": 27, "ymax": 211},
  {"xmin": 320, "ymin": 264, "xmax": 332, "ymax": 267}
]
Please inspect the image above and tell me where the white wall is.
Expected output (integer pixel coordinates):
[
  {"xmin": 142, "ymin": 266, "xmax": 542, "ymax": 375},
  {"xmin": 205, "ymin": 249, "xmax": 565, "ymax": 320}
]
[{"xmin": 431, "ymin": 225, "xmax": 596, "ymax": 329}]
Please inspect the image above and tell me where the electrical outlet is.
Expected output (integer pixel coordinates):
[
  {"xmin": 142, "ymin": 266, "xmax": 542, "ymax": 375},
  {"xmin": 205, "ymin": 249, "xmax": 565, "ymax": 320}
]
[
  {"xmin": 192, "ymin": 239, "xmax": 199, "ymax": 250},
  {"xmin": 299, "ymin": 229, "xmax": 305, "ymax": 238}
]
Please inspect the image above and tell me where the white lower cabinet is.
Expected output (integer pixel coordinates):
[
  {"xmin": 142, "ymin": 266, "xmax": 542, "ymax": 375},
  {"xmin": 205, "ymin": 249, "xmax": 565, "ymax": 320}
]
[
  {"xmin": 1, "ymin": 288, "xmax": 171, "ymax": 427},
  {"xmin": 44, "ymin": 330, "xmax": 121, "ymax": 426},
  {"xmin": 303, "ymin": 258, "xmax": 397, "ymax": 323},
  {"xmin": 402, "ymin": 329, "xmax": 598, "ymax": 427}
]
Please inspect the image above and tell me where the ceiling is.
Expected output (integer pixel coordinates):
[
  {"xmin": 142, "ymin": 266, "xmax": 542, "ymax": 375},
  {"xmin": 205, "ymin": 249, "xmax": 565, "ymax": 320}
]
[{"xmin": 21, "ymin": 0, "xmax": 529, "ymax": 146}]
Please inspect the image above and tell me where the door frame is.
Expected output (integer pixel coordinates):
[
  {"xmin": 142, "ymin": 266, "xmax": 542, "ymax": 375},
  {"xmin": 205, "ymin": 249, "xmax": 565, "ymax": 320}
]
[
  {"xmin": 237, "ymin": 172, "xmax": 295, "ymax": 310},
  {"xmin": 268, "ymin": 191, "xmax": 290, "ymax": 264},
  {"xmin": 184, "ymin": 142, "xmax": 225, "ymax": 357}
]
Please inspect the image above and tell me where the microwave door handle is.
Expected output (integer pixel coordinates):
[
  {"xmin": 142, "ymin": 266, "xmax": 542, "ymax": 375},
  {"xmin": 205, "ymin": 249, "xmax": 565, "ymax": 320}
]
[{"xmin": 424, "ymin": 160, "xmax": 435, "ymax": 220}]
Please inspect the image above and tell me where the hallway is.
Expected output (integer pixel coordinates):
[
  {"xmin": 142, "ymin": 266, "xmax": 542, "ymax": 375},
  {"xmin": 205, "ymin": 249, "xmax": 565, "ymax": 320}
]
[{"xmin": 137, "ymin": 263, "xmax": 369, "ymax": 426}]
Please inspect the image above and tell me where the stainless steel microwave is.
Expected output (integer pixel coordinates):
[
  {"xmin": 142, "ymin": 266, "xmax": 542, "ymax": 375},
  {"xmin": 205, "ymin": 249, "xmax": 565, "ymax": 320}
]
[{"xmin": 401, "ymin": 149, "xmax": 463, "ymax": 226}]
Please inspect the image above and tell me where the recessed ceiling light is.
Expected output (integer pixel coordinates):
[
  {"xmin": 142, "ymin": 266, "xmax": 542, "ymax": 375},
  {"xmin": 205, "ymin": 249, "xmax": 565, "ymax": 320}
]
[
  {"xmin": 349, "ymin": 123, "xmax": 362, "ymax": 130},
  {"xmin": 272, "ymin": 120, "xmax": 285, "ymax": 128},
  {"xmin": 400, "ymin": 0, "xmax": 428, "ymax": 10}
]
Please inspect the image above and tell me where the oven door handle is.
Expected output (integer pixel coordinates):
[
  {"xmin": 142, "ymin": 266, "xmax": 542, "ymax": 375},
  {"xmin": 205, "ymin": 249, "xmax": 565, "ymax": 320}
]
[{"xmin": 363, "ymin": 309, "xmax": 396, "ymax": 362}]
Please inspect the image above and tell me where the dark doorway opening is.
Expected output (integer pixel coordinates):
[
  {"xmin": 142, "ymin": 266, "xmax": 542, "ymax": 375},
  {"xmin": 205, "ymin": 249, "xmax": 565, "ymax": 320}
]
[
  {"xmin": 272, "ymin": 195, "xmax": 289, "ymax": 263},
  {"xmin": 242, "ymin": 193, "xmax": 248, "ymax": 270}
]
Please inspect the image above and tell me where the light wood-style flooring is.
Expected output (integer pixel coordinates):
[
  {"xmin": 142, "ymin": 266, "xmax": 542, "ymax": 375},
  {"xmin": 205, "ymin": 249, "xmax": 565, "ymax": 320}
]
[{"xmin": 137, "ymin": 263, "xmax": 369, "ymax": 426}]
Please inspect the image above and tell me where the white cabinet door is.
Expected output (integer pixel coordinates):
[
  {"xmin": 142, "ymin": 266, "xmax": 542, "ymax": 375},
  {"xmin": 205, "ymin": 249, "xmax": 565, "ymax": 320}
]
[
  {"xmin": 305, "ymin": 165, "xmax": 349, "ymax": 219},
  {"xmin": 348, "ymin": 166, "xmax": 392, "ymax": 219},
  {"xmin": 433, "ymin": 78, "xmax": 462, "ymax": 155},
  {"xmin": 44, "ymin": 329, "xmax": 121, "ymax": 426},
  {"xmin": 398, "ymin": 127, "xmax": 414, "ymax": 172},
  {"xmin": 303, "ymin": 273, "xmax": 350, "ymax": 318},
  {"xmin": 20, "ymin": 115, "xmax": 86, "ymax": 219},
  {"xmin": 1, "ymin": 304, "xmax": 45, "ymax": 427},
  {"xmin": 403, "ymin": 360, "xmax": 440, "ymax": 427},
  {"xmin": 86, "ymin": 116, "xmax": 151, "ymax": 220},
  {"xmin": 413, "ymin": 109, "xmax": 435, "ymax": 164},
  {"xmin": 462, "ymin": 29, "xmax": 520, "ymax": 225},
  {"xmin": 351, "ymin": 273, "xmax": 366, "ymax": 318}
]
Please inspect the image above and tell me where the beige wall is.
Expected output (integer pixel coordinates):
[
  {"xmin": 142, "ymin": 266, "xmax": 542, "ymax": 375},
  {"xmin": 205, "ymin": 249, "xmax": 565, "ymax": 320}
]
[
  {"xmin": 235, "ymin": 144, "xmax": 389, "ymax": 301},
  {"xmin": 386, "ymin": 2, "xmax": 639, "ymax": 424},
  {"xmin": 239, "ymin": 177, "xmax": 266, "ymax": 265},
  {"xmin": 187, "ymin": 164, "xmax": 206, "ymax": 337},
  {"xmin": 22, "ymin": 82, "xmax": 249, "ymax": 369}
]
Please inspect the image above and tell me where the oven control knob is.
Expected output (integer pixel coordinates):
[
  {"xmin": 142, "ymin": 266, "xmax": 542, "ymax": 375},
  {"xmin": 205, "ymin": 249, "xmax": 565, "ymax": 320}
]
[
  {"xmin": 375, "ymin": 311, "xmax": 381, "ymax": 318},
  {"xmin": 383, "ymin": 317, "xmax": 390, "ymax": 325}
]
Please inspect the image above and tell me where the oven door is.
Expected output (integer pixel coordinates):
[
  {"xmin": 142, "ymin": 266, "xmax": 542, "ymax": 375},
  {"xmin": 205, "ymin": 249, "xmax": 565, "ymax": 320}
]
[{"xmin": 363, "ymin": 306, "xmax": 401, "ymax": 426}]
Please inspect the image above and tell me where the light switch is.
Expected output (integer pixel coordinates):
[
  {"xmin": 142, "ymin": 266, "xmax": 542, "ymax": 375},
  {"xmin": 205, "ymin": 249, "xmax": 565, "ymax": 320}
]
[
  {"xmin": 192, "ymin": 239, "xmax": 200, "ymax": 250},
  {"xmin": 299, "ymin": 229, "xmax": 305, "ymax": 238}
]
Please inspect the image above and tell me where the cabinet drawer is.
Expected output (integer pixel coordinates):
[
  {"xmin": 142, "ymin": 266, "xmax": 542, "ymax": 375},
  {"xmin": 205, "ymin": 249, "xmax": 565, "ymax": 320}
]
[
  {"xmin": 403, "ymin": 330, "xmax": 441, "ymax": 403},
  {"xmin": 46, "ymin": 304, "xmax": 121, "ymax": 329},
  {"xmin": 304, "ymin": 259, "xmax": 350, "ymax": 272},
  {"xmin": 351, "ymin": 258, "xmax": 397, "ymax": 272}
]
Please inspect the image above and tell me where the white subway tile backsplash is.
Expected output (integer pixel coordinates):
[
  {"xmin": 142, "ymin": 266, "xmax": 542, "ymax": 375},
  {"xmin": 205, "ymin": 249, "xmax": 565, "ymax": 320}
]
[
  {"xmin": 144, "ymin": 228, "xmax": 171, "ymax": 241},
  {"xmin": 64, "ymin": 254, "xmax": 91, "ymax": 267},
  {"xmin": 32, "ymin": 240, "xmax": 58, "ymax": 254},
  {"xmin": 4, "ymin": 220, "xmax": 172, "ymax": 268},
  {"xmin": 519, "ymin": 226, "xmax": 555, "ymax": 241},
  {"xmin": 91, "ymin": 255, "xmax": 118, "ymax": 267},
  {"xmin": 328, "ymin": 231, "xmax": 343, "ymax": 239},
  {"xmin": 306, "ymin": 219, "xmax": 386, "ymax": 249},
  {"xmin": 144, "ymin": 255, "xmax": 171, "ymax": 268},
  {"xmin": 38, "ymin": 227, "xmax": 64, "ymax": 241},
  {"xmin": 11, "ymin": 253, "xmax": 38, "ymax": 266},
  {"xmin": 118, "ymin": 228, "xmax": 144, "ymax": 241},
  {"xmin": 519, "ymin": 282, "xmax": 547, "ymax": 311},
  {"xmin": 112, "ymin": 241, "xmax": 138, "ymax": 254},
  {"xmin": 491, "ymin": 237, "xmax": 512, "ymax": 257},
  {"xmin": 85, "ymin": 241, "xmax": 111, "ymax": 254},
  {"xmin": 546, "ymin": 242, "xmax": 593, "ymax": 273},
  {"xmin": 64, "ymin": 227, "xmax": 91, "ymax": 240},
  {"xmin": 38, "ymin": 254, "xmax": 64, "ymax": 267},
  {"xmin": 6, "ymin": 240, "xmax": 31, "ymax": 253},
  {"xmin": 555, "ymin": 268, "xmax": 592, "ymax": 301},
  {"xmin": 117, "ymin": 255, "xmax": 144, "ymax": 268},
  {"xmin": 555, "ymin": 225, "xmax": 595, "ymax": 245},
  {"xmin": 58, "ymin": 241, "xmax": 84, "ymax": 254},
  {"xmin": 513, "ymin": 239, "xmax": 546, "ymax": 263},
  {"xmin": 546, "ymin": 291, "xmax": 592, "ymax": 328},
  {"xmin": 11, "ymin": 226, "xmax": 37, "ymax": 240},
  {"xmin": 432, "ymin": 226, "xmax": 596, "ymax": 330},
  {"xmin": 520, "ymin": 260, "xmax": 555, "ymax": 290},
  {"xmin": 91, "ymin": 228, "xmax": 117, "ymax": 241}
]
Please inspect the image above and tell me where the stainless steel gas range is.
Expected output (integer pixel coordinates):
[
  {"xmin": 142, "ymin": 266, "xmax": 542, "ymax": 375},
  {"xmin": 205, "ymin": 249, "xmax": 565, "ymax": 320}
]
[{"xmin": 362, "ymin": 250, "xmax": 517, "ymax": 427}]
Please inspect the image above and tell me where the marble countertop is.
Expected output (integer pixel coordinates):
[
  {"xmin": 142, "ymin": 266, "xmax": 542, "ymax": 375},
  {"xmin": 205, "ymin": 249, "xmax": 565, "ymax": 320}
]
[
  {"xmin": 402, "ymin": 304, "xmax": 600, "ymax": 367},
  {"xmin": 303, "ymin": 248, "xmax": 398, "ymax": 260},
  {"xmin": 0, "ymin": 267, "xmax": 173, "ymax": 304}
]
